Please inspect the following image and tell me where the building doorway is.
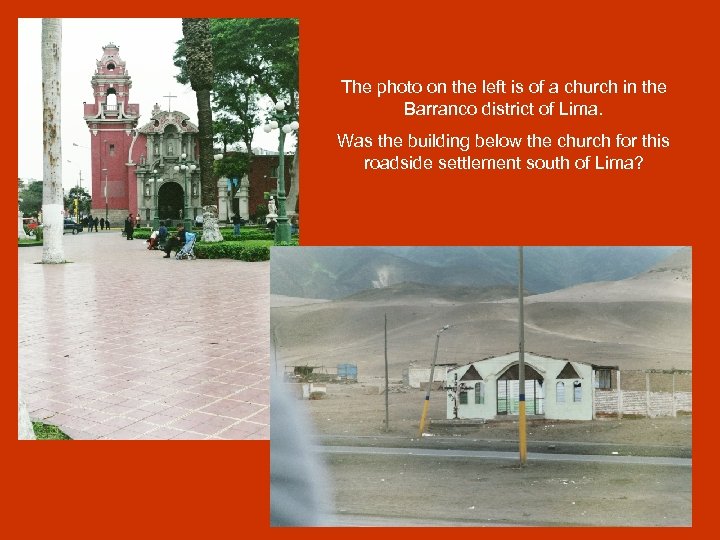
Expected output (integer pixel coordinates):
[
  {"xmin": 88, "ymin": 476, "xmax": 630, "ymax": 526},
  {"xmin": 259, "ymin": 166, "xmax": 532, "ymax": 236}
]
[
  {"xmin": 496, "ymin": 363, "xmax": 544, "ymax": 415},
  {"xmin": 158, "ymin": 181, "xmax": 184, "ymax": 220}
]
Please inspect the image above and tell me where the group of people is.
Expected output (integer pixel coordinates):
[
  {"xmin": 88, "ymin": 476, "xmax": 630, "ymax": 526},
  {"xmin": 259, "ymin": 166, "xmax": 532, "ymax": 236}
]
[
  {"xmin": 144, "ymin": 220, "xmax": 187, "ymax": 259},
  {"xmin": 81, "ymin": 215, "xmax": 110, "ymax": 232},
  {"xmin": 264, "ymin": 215, "xmax": 299, "ymax": 235}
]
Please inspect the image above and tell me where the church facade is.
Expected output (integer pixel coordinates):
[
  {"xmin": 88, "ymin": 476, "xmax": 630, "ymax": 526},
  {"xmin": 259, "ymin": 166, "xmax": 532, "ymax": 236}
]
[
  {"xmin": 84, "ymin": 43, "xmax": 201, "ymax": 226},
  {"xmin": 83, "ymin": 43, "xmax": 293, "ymax": 227}
]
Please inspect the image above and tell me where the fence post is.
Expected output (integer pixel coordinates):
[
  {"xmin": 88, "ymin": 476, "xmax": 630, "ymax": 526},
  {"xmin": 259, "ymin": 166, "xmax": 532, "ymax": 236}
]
[
  {"xmin": 646, "ymin": 372, "xmax": 651, "ymax": 418},
  {"xmin": 617, "ymin": 370, "xmax": 623, "ymax": 419},
  {"xmin": 591, "ymin": 370, "xmax": 596, "ymax": 420},
  {"xmin": 672, "ymin": 372, "xmax": 676, "ymax": 417}
]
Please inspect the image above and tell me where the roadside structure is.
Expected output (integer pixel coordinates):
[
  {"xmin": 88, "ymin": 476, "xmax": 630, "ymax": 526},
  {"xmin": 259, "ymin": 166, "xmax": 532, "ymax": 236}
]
[{"xmin": 445, "ymin": 352, "xmax": 596, "ymax": 421}]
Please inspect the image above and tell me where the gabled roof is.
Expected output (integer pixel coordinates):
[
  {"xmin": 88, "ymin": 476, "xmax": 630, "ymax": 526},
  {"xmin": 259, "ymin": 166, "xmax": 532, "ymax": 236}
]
[
  {"xmin": 460, "ymin": 365, "xmax": 482, "ymax": 381},
  {"xmin": 557, "ymin": 362, "xmax": 581, "ymax": 379}
]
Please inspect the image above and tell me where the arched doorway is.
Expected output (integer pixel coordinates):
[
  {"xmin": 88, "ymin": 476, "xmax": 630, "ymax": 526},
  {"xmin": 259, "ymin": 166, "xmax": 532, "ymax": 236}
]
[
  {"xmin": 158, "ymin": 181, "xmax": 185, "ymax": 220},
  {"xmin": 496, "ymin": 363, "xmax": 544, "ymax": 415}
]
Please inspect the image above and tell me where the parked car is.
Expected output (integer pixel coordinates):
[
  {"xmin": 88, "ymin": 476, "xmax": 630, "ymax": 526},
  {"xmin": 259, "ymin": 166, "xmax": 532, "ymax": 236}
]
[{"xmin": 63, "ymin": 218, "xmax": 83, "ymax": 234}]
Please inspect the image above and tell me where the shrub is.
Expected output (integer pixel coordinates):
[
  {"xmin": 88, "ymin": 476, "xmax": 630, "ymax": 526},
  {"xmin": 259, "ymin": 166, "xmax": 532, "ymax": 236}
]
[{"xmin": 194, "ymin": 240, "xmax": 272, "ymax": 261}]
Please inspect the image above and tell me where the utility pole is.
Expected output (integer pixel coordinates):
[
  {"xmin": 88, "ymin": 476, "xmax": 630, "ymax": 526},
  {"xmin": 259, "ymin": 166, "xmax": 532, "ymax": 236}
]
[
  {"xmin": 418, "ymin": 325, "xmax": 449, "ymax": 437},
  {"xmin": 518, "ymin": 246, "xmax": 527, "ymax": 466}
]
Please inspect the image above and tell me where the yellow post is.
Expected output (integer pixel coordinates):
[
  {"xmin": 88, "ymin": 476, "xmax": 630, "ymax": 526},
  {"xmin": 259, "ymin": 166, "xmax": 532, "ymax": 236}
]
[
  {"xmin": 519, "ymin": 400, "xmax": 527, "ymax": 464},
  {"xmin": 518, "ymin": 247, "xmax": 528, "ymax": 466},
  {"xmin": 417, "ymin": 326, "xmax": 448, "ymax": 437},
  {"xmin": 418, "ymin": 398, "xmax": 430, "ymax": 436}
]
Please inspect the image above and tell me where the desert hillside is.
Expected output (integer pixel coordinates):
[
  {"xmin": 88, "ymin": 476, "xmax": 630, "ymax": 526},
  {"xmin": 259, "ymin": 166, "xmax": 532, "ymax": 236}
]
[{"xmin": 271, "ymin": 247, "xmax": 691, "ymax": 377}]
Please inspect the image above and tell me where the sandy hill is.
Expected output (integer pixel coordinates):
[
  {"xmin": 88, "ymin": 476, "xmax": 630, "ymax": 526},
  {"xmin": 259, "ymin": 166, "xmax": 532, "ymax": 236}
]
[
  {"xmin": 271, "ymin": 248, "xmax": 691, "ymax": 377},
  {"xmin": 270, "ymin": 246, "xmax": 682, "ymax": 299}
]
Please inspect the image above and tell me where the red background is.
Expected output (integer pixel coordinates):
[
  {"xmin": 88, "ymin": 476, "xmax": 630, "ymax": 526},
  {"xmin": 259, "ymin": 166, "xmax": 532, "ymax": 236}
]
[{"xmin": 5, "ymin": 2, "xmax": 714, "ymax": 536}]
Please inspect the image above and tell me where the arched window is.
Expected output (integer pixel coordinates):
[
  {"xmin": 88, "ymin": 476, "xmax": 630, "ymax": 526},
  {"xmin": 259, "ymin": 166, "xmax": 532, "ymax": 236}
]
[
  {"xmin": 556, "ymin": 382, "xmax": 565, "ymax": 403},
  {"xmin": 573, "ymin": 381, "xmax": 582, "ymax": 402},
  {"xmin": 474, "ymin": 382, "xmax": 484, "ymax": 404}
]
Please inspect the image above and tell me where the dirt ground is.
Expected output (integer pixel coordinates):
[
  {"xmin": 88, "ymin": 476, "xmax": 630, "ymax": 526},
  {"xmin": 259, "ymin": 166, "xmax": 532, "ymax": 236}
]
[
  {"xmin": 303, "ymin": 381, "xmax": 692, "ymax": 449},
  {"xmin": 294, "ymin": 382, "xmax": 692, "ymax": 526},
  {"xmin": 325, "ymin": 454, "xmax": 691, "ymax": 526}
]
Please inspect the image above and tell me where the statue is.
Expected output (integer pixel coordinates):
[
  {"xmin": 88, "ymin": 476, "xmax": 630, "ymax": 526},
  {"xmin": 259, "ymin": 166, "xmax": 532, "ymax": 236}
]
[
  {"xmin": 168, "ymin": 142, "xmax": 174, "ymax": 155},
  {"xmin": 268, "ymin": 196, "xmax": 277, "ymax": 215}
]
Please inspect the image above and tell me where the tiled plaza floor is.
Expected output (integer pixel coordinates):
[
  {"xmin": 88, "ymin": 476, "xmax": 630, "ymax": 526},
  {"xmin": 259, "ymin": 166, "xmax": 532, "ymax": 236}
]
[{"xmin": 18, "ymin": 230, "xmax": 269, "ymax": 440}]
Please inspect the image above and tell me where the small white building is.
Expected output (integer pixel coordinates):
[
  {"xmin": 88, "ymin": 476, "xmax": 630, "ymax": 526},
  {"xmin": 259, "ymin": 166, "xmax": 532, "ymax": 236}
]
[
  {"xmin": 405, "ymin": 363, "xmax": 457, "ymax": 389},
  {"xmin": 446, "ymin": 352, "xmax": 594, "ymax": 421}
]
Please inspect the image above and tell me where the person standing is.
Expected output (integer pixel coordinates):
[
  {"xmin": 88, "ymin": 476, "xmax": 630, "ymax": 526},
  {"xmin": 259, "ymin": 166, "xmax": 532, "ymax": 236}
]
[
  {"xmin": 231, "ymin": 213, "xmax": 245, "ymax": 236},
  {"xmin": 158, "ymin": 221, "xmax": 168, "ymax": 247},
  {"xmin": 86, "ymin": 214, "xmax": 93, "ymax": 232},
  {"xmin": 93, "ymin": 216, "xmax": 99, "ymax": 232},
  {"xmin": 124, "ymin": 213, "xmax": 135, "ymax": 240},
  {"xmin": 100, "ymin": 217, "xmax": 105, "ymax": 230}
]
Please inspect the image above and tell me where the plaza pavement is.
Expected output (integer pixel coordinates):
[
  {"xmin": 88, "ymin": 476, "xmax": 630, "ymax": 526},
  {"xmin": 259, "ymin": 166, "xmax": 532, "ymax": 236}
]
[{"xmin": 18, "ymin": 229, "xmax": 269, "ymax": 440}]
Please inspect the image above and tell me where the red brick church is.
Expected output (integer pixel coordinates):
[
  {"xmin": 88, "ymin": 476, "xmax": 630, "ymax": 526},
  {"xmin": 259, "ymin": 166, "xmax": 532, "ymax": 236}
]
[{"xmin": 83, "ymin": 43, "xmax": 292, "ymax": 226}]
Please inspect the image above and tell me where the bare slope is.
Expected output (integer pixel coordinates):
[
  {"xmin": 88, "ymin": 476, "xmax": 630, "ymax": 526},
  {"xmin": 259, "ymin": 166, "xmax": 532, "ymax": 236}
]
[{"xmin": 271, "ymin": 249, "xmax": 691, "ymax": 375}]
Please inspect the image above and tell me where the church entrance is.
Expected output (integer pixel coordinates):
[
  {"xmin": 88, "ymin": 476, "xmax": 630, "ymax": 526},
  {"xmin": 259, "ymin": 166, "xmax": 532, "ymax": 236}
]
[
  {"xmin": 496, "ymin": 363, "xmax": 545, "ymax": 415},
  {"xmin": 158, "ymin": 181, "xmax": 185, "ymax": 220}
]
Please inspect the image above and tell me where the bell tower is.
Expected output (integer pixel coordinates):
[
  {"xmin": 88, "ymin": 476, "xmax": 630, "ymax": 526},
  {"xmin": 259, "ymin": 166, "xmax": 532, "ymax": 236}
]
[{"xmin": 83, "ymin": 43, "xmax": 140, "ymax": 223}]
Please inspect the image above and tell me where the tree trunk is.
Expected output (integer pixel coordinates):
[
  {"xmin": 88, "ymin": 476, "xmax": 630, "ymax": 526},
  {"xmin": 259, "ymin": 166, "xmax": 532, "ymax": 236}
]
[
  {"xmin": 182, "ymin": 18, "xmax": 223, "ymax": 243},
  {"xmin": 197, "ymin": 87, "xmax": 223, "ymax": 241},
  {"xmin": 41, "ymin": 18, "xmax": 65, "ymax": 263}
]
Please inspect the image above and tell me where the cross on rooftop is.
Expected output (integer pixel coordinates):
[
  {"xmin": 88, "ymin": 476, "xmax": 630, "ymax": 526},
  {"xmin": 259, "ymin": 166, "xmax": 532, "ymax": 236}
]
[{"xmin": 163, "ymin": 92, "xmax": 177, "ymax": 112}]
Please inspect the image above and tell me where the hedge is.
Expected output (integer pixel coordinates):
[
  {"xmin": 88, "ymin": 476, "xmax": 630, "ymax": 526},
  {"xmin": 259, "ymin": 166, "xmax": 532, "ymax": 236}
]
[
  {"xmin": 132, "ymin": 226, "xmax": 276, "ymax": 241},
  {"xmin": 194, "ymin": 240, "xmax": 273, "ymax": 261}
]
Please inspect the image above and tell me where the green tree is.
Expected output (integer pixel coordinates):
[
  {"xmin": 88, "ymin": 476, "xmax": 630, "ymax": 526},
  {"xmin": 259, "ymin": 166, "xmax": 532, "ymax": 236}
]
[
  {"xmin": 64, "ymin": 186, "xmax": 92, "ymax": 217},
  {"xmin": 175, "ymin": 19, "xmax": 300, "ymax": 213},
  {"xmin": 19, "ymin": 180, "xmax": 43, "ymax": 216},
  {"xmin": 182, "ymin": 18, "xmax": 223, "ymax": 242}
]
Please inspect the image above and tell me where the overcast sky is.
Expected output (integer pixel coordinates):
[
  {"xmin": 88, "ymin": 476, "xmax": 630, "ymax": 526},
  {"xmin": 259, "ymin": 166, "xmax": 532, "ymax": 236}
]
[{"xmin": 18, "ymin": 18, "xmax": 290, "ymax": 194}]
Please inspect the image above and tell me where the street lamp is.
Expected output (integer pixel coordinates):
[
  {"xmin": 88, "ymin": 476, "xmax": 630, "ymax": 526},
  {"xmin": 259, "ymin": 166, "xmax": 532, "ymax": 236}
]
[
  {"xmin": 418, "ymin": 324, "xmax": 451, "ymax": 436},
  {"xmin": 150, "ymin": 169, "xmax": 163, "ymax": 229},
  {"xmin": 173, "ymin": 153, "xmax": 196, "ymax": 231},
  {"xmin": 72, "ymin": 143, "xmax": 89, "ymax": 190},
  {"xmin": 262, "ymin": 101, "xmax": 299, "ymax": 244}
]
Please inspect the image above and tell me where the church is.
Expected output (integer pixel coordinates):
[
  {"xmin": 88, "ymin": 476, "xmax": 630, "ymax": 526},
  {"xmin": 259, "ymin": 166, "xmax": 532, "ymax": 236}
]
[{"xmin": 83, "ymin": 43, "xmax": 292, "ymax": 226}]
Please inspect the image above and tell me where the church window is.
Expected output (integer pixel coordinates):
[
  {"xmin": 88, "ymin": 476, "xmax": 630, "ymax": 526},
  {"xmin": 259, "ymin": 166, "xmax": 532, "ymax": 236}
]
[
  {"xmin": 474, "ymin": 382, "xmax": 484, "ymax": 404},
  {"xmin": 109, "ymin": 144, "xmax": 115, "ymax": 156},
  {"xmin": 107, "ymin": 62, "xmax": 115, "ymax": 71},
  {"xmin": 556, "ymin": 382, "xmax": 565, "ymax": 403},
  {"xmin": 573, "ymin": 381, "xmax": 582, "ymax": 402},
  {"xmin": 459, "ymin": 391, "xmax": 468, "ymax": 405}
]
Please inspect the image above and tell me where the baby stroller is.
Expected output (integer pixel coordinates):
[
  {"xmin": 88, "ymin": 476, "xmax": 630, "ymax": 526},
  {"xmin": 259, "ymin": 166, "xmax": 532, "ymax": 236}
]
[{"xmin": 175, "ymin": 232, "xmax": 197, "ymax": 260}]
